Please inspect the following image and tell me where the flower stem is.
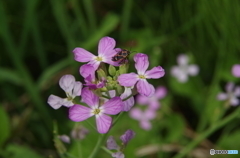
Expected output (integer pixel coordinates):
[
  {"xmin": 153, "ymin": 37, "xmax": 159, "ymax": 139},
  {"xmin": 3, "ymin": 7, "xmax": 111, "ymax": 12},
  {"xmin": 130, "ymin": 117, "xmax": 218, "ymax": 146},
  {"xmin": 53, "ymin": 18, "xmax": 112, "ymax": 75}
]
[
  {"xmin": 88, "ymin": 134, "xmax": 108, "ymax": 158},
  {"xmin": 173, "ymin": 107, "xmax": 240, "ymax": 158}
]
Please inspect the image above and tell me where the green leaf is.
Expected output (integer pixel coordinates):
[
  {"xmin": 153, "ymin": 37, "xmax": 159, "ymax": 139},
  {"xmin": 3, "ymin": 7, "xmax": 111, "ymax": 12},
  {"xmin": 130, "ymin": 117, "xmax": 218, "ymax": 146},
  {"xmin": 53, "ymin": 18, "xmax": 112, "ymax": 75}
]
[
  {"xmin": 0, "ymin": 68, "xmax": 22, "ymax": 85},
  {"xmin": 5, "ymin": 144, "xmax": 44, "ymax": 158},
  {"xmin": 0, "ymin": 106, "xmax": 10, "ymax": 146}
]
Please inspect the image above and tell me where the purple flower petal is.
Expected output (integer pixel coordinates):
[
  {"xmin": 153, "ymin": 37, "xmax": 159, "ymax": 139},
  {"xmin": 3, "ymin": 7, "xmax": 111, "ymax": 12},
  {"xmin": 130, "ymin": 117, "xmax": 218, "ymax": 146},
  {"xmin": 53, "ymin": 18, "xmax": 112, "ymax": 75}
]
[
  {"xmin": 136, "ymin": 80, "xmax": 155, "ymax": 97},
  {"xmin": 69, "ymin": 105, "xmax": 93, "ymax": 122},
  {"xmin": 112, "ymin": 152, "xmax": 124, "ymax": 158},
  {"xmin": 120, "ymin": 87, "xmax": 134, "ymax": 111},
  {"xmin": 73, "ymin": 48, "xmax": 95, "ymax": 62},
  {"xmin": 72, "ymin": 81, "xmax": 82, "ymax": 97},
  {"xmin": 155, "ymin": 86, "xmax": 167, "ymax": 99},
  {"xmin": 187, "ymin": 65, "xmax": 199, "ymax": 76},
  {"xmin": 234, "ymin": 87, "xmax": 240, "ymax": 96},
  {"xmin": 140, "ymin": 120, "xmax": 152, "ymax": 130},
  {"xmin": 136, "ymin": 94, "xmax": 149, "ymax": 105},
  {"xmin": 81, "ymin": 87, "xmax": 99, "ymax": 107},
  {"xmin": 59, "ymin": 75, "xmax": 75, "ymax": 94},
  {"xmin": 226, "ymin": 82, "xmax": 234, "ymax": 93},
  {"xmin": 79, "ymin": 64, "xmax": 95, "ymax": 79},
  {"xmin": 230, "ymin": 97, "xmax": 239, "ymax": 106},
  {"xmin": 102, "ymin": 97, "xmax": 123, "ymax": 115},
  {"xmin": 217, "ymin": 93, "xmax": 228, "ymax": 100},
  {"xmin": 134, "ymin": 53, "xmax": 149, "ymax": 75},
  {"xmin": 232, "ymin": 64, "xmax": 240, "ymax": 77},
  {"xmin": 98, "ymin": 37, "xmax": 116, "ymax": 56},
  {"xmin": 149, "ymin": 101, "xmax": 161, "ymax": 110},
  {"xmin": 118, "ymin": 73, "xmax": 138, "ymax": 87},
  {"xmin": 177, "ymin": 54, "xmax": 188, "ymax": 65},
  {"xmin": 58, "ymin": 135, "xmax": 71, "ymax": 144},
  {"xmin": 129, "ymin": 108, "xmax": 142, "ymax": 120},
  {"xmin": 47, "ymin": 95, "xmax": 64, "ymax": 109},
  {"xmin": 106, "ymin": 136, "xmax": 119, "ymax": 150},
  {"xmin": 96, "ymin": 114, "xmax": 112, "ymax": 133},
  {"xmin": 120, "ymin": 129, "xmax": 135, "ymax": 146},
  {"xmin": 144, "ymin": 109, "xmax": 156, "ymax": 120},
  {"xmin": 62, "ymin": 98, "xmax": 74, "ymax": 107},
  {"xmin": 145, "ymin": 66, "xmax": 165, "ymax": 79},
  {"xmin": 88, "ymin": 59, "xmax": 101, "ymax": 70}
]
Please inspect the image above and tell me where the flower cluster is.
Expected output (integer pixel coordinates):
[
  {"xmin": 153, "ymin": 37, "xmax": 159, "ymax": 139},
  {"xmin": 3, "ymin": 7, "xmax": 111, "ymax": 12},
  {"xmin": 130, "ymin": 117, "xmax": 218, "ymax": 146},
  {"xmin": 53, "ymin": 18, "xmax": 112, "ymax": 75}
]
[
  {"xmin": 130, "ymin": 86, "xmax": 167, "ymax": 130},
  {"xmin": 48, "ymin": 36, "xmax": 165, "ymax": 134}
]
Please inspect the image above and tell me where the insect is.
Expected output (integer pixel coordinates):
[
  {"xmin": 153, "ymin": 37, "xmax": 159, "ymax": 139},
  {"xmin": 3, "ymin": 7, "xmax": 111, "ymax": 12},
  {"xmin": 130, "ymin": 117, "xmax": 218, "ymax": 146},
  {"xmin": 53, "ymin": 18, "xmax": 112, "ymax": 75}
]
[{"xmin": 112, "ymin": 48, "xmax": 130, "ymax": 64}]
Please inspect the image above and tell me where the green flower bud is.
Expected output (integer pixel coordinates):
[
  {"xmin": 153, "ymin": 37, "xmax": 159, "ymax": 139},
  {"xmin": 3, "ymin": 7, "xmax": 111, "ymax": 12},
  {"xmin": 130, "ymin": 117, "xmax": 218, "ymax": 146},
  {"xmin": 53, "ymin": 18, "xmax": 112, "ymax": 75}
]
[
  {"xmin": 109, "ymin": 65, "xmax": 116, "ymax": 76},
  {"xmin": 97, "ymin": 69, "xmax": 107, "ymax": 79},
  {"xmin": 116, "ymin": 84, "xmax": 123, "ymax": 94},
  {"xmin": 119, "ymin": 64, "xmax": 129, "ymax": 74}
]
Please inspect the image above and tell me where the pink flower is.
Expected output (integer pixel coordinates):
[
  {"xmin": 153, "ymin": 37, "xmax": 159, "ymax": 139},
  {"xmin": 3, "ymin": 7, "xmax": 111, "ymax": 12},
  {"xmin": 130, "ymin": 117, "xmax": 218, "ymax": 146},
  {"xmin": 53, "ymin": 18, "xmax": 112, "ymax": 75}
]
[
  {"xmin": 136, "ymin": 86, "xmax": 167, "ymax": 110},
  {"xmin": 118, "ymin": 53, "xmax": 165, "ymax": 97},
  {"xmin": 171, "ymin": 54, "xmax": 199, "ymax": 83},
  {"xmin": 217, "ymin": 82, "xmax": 240, "ymax": 106},
  {"xmin": 73, "ymin": 37, "xmax": 119, "ymax": 70},
  {"xmin": 79, "ymin": 64, "xmax": 105, "ymax": 89},
  {"xmin": 103, "ymin": 87, "xmax": 134, "ymax": 111},
  {"xmin": 130, "ymin": 108, "xmax": 156, "ymax": 130},
  {"xmin": 47, "ymin": 75, "xmax": 82, "ymax": 109},
  {"xmin": 69, "ymin": 88, "xmax": 123, "ymax": 133},
  {"xmin": 232, "ymin": 64, "xmax": 240, "ymax": 77}
]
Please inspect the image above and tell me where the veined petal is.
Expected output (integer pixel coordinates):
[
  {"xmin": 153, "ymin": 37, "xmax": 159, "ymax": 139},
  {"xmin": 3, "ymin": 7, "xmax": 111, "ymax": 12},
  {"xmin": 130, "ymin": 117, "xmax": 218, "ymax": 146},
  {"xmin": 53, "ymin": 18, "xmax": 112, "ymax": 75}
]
[
  {"xmin": 98, "ymin": 37, "xmax": 116, "ymax": 56},
  {"xmin": 96, "ymin": 114, "xmax": 112, "ymax": 133},
  {"xmin": 62, "ymin": 98, "xmax": 74, "ymax": 107},
  {"xmin": 79, "ymin": 64, "xmax": 95, "ymax": 79},
  {"xmin": 69, "ymin": 105, "xmax": 93, "ymax": 122},
  {"xmin": 136, "ymin": 80, "xmax": 155, "ymax": 97},
  {"xmin": 59, "ymin": 75, "xmax": 75, "ymax": 94},
  {"xmin": 88, "ymin": 59, "xmax": 101, "ymax": 70},
  {"xmin": 120, "ymin": 129, "xmax": 135, "ymax": 146},
  {"xmin": 73, "ymin": 48, "xmax": 95, "ymax": 62},
  {"xmin": 120, "ymin": 87, "xmax": 134, "ymax": 111},
  {"xmin": 47, "ymin": 95, "xmax": 64, "ymax": 109},
  {"xmin": 81, "ymin": 87, "xmax": 99, "ymax": 107},
  {"xmin": 106, "ymin": 136, "xmax": 119, "ymax": 150},
  {"xmin": 187, "ymin": 65, "xmax": 199, "ymax": 76},
  {"xmin": 102, "ymin": 97, "xmax": 123, "ymax": 115},
  {"xmin": 134, "ymin": 53, "xmax": 149, "ymax": 75},
  {"xmin": 72, "ymin": 81, "xmax": 82, "ymax": 97},
  {"xmin": 118, "ymin": 73, "xmax": 138, "ymax": 87},
  {"xmin": 145, "ymin": 66, "xmax": 165, "ymax": 79}
]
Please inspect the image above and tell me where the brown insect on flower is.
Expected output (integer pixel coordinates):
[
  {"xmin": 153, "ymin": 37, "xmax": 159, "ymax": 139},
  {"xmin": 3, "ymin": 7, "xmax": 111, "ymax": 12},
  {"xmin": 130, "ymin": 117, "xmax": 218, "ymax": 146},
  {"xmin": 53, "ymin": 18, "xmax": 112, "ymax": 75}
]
[{"xmin": 112, "ymin": 48, "xmax": 130, "ymax": 65}]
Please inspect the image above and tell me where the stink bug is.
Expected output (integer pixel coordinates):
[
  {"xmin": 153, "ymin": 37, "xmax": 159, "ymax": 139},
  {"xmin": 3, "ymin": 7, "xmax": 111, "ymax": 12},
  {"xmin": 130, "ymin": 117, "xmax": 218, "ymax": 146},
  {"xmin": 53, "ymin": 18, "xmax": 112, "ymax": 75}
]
[{"xmin": 112, "ymin": 48, "xmax": 130, "ymax": 64}]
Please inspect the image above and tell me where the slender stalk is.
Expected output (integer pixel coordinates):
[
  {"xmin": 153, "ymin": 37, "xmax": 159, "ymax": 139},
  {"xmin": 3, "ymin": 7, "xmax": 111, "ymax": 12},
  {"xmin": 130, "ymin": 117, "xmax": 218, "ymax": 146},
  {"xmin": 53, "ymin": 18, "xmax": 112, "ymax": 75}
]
[
  {"xmin": 173, "ymin": 107, "xmax": 240, "ymax": 158},
  {"xmin": 88, "ymin": 134, "xmax": 108, "ymax": 158}
]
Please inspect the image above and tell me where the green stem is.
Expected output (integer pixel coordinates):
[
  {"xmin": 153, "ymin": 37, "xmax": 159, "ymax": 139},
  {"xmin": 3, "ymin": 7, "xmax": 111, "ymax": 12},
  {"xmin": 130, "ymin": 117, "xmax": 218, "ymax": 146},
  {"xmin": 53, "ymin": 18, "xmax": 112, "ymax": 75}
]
[
  {"xmin": 173, "ymin": 107, "xmax": 240, "ymax": 158},
  {"xmin": 88, "ymin": 134, "xmax": 108, "ymax": 158}
]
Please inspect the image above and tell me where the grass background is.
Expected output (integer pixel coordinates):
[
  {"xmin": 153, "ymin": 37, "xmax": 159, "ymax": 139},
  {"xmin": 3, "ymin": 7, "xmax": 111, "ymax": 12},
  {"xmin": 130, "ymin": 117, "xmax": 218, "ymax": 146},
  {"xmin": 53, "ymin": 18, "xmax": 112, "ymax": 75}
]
[{"xmin": 0, "ymin": 0, "xmax": 240, "ymax": 157}]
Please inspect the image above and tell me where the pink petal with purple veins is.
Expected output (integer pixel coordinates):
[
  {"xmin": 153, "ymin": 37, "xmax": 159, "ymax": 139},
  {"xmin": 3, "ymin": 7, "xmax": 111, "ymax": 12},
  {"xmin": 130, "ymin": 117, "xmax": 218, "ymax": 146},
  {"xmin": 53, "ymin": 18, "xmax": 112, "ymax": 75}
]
[
  {"xmin": 232, "ymin": 64, "xmax": 240, "ymax": 77},
  {"xmin": 73, "ymin": 48, "xmax": 95, "ymax": 62},
  {"xmin": 72, "ymin": 81, "xmax": 82, "ymax": 97},
  {"xmin": 129, "ymin": 108, "xmax": 142, "ymax": 120},
  {"xmin": 96, "ymin": 114, "xmax": 112, "ymax": 133},
  {"xmin": 155, "ymin": 86, "xmax": 167, "ymax": 99},
  {"xmin": 98, "ymin": 37, "xmax": 116, "ymax": 56},
  {"xmin": 81, "ymin": 87, "xmax": 99, "ymax": 107},
  {"xmin": 118, "ymin": 73, "xmax": 139, "ymax": 87},
  {"xmin": 145, "ymin": 66, "xmax": 165, "ymax": 79},
  {"xmin": 177, "ymin": 54, "xmax": 188, "ymax": 65},
  {"xmin": 79, "ymin": 64, "xmax": 95, "ymax": 79},
  {"xmin": 136, "ymin": 80, "xmax": 155, "ymax": 97},
  {"xmin": 59, "ymin": 75, "xmax": 75, "ymax": 94},
  {"xmin": 88, "ymin": 59, "xmax": 101, "ymax": 70},
  {"xmin": 69, "ymin": 105, "xmax": 93, "ymax": 122},
  {"xmin": 102, "ymin": 97, "xmax": 123, "ymax": 115},
  {"xmin": 188, "ymin": 65, "xmax": 199, "ymax": 76},
  {"xmin": 217, "ymin": 93, "xmax": 228, "ymax": 101},
  {"xmin": 47, "ymin": 95, "xmax": 64, "ymax": 109},
  {"xmin": 120, "ymin": 87, "xmax": 134, "ymax": 111},
  {"xmin": 134, "ymin": 53, "xmax": 149, "ymax": 75},
  {"xmin": 140, "ymin": 120, "xmax": 151, "ymax": 130}
]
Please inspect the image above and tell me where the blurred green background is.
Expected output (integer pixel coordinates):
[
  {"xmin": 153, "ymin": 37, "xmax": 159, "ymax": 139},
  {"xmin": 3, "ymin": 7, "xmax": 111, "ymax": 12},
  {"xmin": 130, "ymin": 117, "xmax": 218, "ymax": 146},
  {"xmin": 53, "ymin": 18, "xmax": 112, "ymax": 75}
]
[{"xmin": 1, "ymin": 0, "xmax": 240, "ymax": 158}]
